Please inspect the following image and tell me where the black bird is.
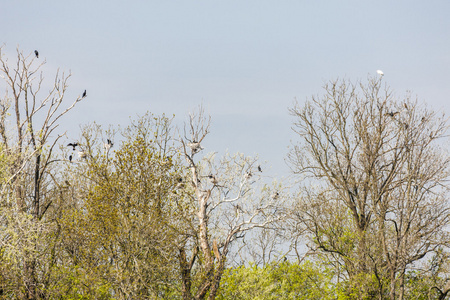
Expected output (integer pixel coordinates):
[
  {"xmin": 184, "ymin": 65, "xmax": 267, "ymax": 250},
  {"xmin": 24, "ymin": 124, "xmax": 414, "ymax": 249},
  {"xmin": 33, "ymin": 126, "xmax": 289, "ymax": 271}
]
[
  {"xmin": 257, "ymin": 165, "xmax": 262, "ymax": 172},
  {"xmin": 386, "ymin": 111, "xmax": 399, "ymax": 117},
  {"xmin": 82, "ymin": 90, "xmax": 87, "ymax": 98},
  {"xmin": 67, "ymin": 142, "xmax": 78, "ymax": 151},
  {"xmin": 69, "ymin": 155, "xmax": 72, "ymax": 162},
  {"xmin": 34, "ymin": 50, "xmax": 39, "ymax": 58}
]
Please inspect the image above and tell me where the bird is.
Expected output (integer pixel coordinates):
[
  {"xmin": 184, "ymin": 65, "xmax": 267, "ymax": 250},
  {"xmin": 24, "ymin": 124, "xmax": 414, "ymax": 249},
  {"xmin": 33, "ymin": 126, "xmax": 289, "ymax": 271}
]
[
  {"xmin": 386, "ymin": 111, "xmax": 399, "ymax": 117},
  {"xmin": 69, "ymin": 155, "xmax": 72, "ymax": 162},
  {"xmin": 271, "ymin": 192, "xmax": 279, "ymax": 200},
  {"xmin": 188, "ymin": 141, "xmax": 203, "ymax": 153},
  {"xmin": 207, "ymin": 174, "xmax": 218, "ymax": 185},
  {"xmin": 376, "ymin": 70, "xmax": 384, "ymax": 76},
  {"xmin": 244, "ymin": 172, "xmax": 252, "ymax": 180},
  {"xmin": 403, "ymin": 103, "xmax": 408, "ymax": 110},
  {"xmin": 104, "ymin": 139, "xmax": 113, "ymax": 150},
  {"xmin": 67, "ymin": 142, "xmax": 78, "ymax": 150},
  {"xmin": 78, "ymin": 151, "xmax": 87, "ymax": 159},
  {"xmin": 257, "ymin": 165, "xmax": 262, "ymax": 172},
  {"xmin": 34, "ymin": 50, "xmax": 39, "ymax": 58},
  {"xmin": 82, "ymin": 90, "xmax": 87, "ymax": 98}
]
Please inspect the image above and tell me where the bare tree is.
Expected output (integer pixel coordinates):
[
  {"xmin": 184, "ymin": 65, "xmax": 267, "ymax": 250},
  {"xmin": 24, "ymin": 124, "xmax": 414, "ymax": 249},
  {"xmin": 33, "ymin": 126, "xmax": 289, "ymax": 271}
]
[
  {"xmin": 288, "ymin": 77, "xmax": 450, "ymax": 299},
  {"xmin": 0, "ymin": 47, "xmax": 84, "ymax": 299},
  {"xmin": 177, "ymin": 107, "xmax": 283, "ymax": 300}
]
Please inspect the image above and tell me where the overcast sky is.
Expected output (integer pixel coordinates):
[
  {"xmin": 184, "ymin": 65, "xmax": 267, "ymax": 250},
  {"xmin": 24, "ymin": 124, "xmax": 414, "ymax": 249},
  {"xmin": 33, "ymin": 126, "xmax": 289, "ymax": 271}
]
[{"xmin": 2, "ymin": 1, "xmax": 450, "ymax": 177}]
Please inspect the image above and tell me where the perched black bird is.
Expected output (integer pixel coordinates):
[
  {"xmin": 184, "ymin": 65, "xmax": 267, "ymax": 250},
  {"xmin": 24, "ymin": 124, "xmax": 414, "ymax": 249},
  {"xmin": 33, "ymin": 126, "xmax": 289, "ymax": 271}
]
[
  {"xmin": 34, "ymin": 50, "xmax": 39, "ymax": 58},
  {"xmin": 69, "ymin": 155, "xmax": 72, "ymax": 162},
  {"xmin": 82, "ymin": 90, "xmax": 87, "ymax": 98},
  {"xmin": 257, "ymin": 165, "xmax": 262, "ymax": 172},
  {"xmin": 386, "ymin": 111, "xmax": 399, "ymax": 117},
  {"xmin": 67, "ymin": 142, "xmax": 78, "ymax": 150}
]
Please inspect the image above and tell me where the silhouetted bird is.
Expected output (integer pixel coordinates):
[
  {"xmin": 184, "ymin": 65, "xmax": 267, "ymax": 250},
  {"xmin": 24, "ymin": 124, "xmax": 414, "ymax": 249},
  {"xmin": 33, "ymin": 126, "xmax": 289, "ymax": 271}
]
[
  {"xmin": 82, "ymin": 90, "xmax": 87, "ymax": 98},
  {"xmin": 386, "ymin": 111, "xmax": 399, "ymax": 117},
  {"xmin": 257, "ymin": 165, "xmax": 262, "ymax": 172},
  {"xmin": 67, "ymin": 142, "xmax": 78, "ymax": 150},
  {"xmin": 69, "ymin": 155, "xmax": 72, "ymax": 162},
  {"xmin": 34, "ymin": 50, "xmax": 39, "ymax": 58}
]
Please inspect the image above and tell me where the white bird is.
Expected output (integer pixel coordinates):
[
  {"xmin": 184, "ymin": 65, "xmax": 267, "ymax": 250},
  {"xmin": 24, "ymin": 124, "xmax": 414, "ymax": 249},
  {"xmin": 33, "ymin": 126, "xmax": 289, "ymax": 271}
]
[
  {"xmin": 104, "ymin": 139, "xmax": 113, "ymax": 150},
  {"xmin": 271, "ymin": 192, "xmax": 280, "ymax": 200},
  {"xmin": 376, "ymin": 70, "xmax": 384, "ymax": 76},
  {"xmin": 78, "ymin": 151, "xmax": 87, "ymax": 159},
  {"xmin": 188, "ymin": 141, "xmax": 204, "ymax": 153}
]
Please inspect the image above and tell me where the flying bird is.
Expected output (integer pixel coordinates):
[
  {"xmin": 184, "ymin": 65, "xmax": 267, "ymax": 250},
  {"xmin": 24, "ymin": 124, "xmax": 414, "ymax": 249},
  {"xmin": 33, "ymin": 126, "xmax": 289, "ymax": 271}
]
[
  {"xmin": 67, "ymin": 142, "xmax": 78, "ymax": 150},
  {"xmin": 34, "ymin": 50, "xmax": 39, "ymax": 58},
  {"xmin": 82, "ymin": 90, "xmax": 87, "ymax": 98},
  {"xmin": 376, "ymin": 70, "xmax": 384, "ymax": 76}
]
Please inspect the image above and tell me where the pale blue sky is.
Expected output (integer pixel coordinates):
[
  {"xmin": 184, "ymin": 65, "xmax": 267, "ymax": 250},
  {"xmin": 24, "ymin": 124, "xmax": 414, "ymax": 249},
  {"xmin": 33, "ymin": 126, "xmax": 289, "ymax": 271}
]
[{"xmin": 2, "ymin": 1, "xmax": 450, "ymax": 176}]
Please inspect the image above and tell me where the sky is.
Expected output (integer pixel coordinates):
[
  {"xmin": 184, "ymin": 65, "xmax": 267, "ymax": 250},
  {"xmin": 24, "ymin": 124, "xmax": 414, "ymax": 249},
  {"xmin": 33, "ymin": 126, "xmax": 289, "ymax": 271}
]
[{"xmin": 2, "ymin": 1, "xmax": 450, "ymax": 177}]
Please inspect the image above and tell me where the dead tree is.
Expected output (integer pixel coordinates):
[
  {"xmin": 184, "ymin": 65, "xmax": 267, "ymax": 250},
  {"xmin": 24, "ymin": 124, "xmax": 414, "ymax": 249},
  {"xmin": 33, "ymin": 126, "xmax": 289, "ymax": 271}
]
[
  {"xmin": 177, "ymin": 107, "xmax": 282, "ymax": 300},
  {"xmin": 0, "ymin": 47, "xmax": 84, "ymax": 299}
]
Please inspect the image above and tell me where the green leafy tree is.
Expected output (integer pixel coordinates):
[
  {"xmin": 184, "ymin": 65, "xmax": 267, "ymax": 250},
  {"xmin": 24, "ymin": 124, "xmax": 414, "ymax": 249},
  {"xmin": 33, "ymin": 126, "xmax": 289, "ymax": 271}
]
[{"xmin": 217, "ymin": 260, "xmax": 335, "ymax": 300}]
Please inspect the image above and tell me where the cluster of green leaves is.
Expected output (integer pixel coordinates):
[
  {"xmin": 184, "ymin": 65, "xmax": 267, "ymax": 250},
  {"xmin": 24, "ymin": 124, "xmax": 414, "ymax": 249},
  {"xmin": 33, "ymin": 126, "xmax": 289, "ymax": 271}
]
[{"xmin": 216, "ymin": 261, "xmax": 335, "ymax": 300}]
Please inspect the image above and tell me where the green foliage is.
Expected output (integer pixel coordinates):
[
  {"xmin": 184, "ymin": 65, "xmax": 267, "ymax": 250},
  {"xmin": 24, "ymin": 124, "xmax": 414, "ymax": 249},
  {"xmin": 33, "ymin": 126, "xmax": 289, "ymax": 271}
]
[{"xmin": 217, "ymin": 261, "xmax": 335, "ymax": 300}]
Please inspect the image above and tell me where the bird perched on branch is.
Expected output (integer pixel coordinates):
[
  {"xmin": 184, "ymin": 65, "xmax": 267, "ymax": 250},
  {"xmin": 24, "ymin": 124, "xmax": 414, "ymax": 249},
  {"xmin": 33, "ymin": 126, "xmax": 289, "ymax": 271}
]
[
  {"xmin": 82, "ymin": 90, "xmax": 87, "ymax": 98},
  {"xmin": 188, "ymin": 141, "xmax": 203, "ymax": 153},
  {"xmin": 257, "ymin": 165, "xmax": 262, "ymax": 172},
  {"xmin": 67, "ymin": 142, "xmax": 78, "ymax": 151},
  {"xmin": 271, "ymin": 192, "xmax": 280, "ymax": 200},
  {"xmin": 376, "ymin": 70, "xmax": 384, "ymax": 76},
  {"xmin": 244, "ymin": 172, "xmax": 252, "ymax": 180},
  {"xmin": 105, "ymin": 139, "xmax": 113, "ymax": 150},
  {"xmin": 69, "ymin": 155, "xmax": 72, "ymax": 163},
  {"xmin": 34, "ymin": 50, "xmax": 39, "ymax": 58},
  {"xmin": 207, "ymin": 174, "xmax": 218, "ymax": 185},
  {"xmin": 386, "ymin": 111, "xmax": 399, "ymax": 117},
  {"xmin": 78, "ymin": 151, "xmax": 87, "ymax": 159}
]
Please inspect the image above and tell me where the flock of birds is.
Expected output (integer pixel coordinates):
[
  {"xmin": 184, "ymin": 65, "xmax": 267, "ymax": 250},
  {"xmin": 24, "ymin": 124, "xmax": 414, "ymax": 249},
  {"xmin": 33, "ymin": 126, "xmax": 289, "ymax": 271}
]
[
  {"xmin": 66, "ymin": 139, "xmax": 113, "ymax": 162},
  {"xmin": 186, "ymin": 141, "xmax": 280, "ymax": 199}
]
